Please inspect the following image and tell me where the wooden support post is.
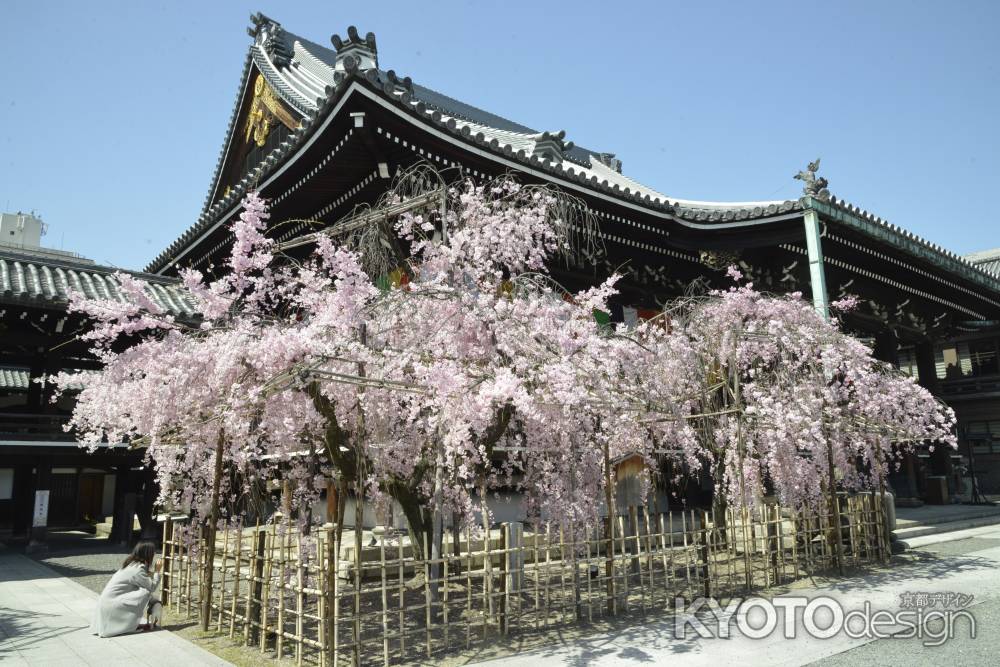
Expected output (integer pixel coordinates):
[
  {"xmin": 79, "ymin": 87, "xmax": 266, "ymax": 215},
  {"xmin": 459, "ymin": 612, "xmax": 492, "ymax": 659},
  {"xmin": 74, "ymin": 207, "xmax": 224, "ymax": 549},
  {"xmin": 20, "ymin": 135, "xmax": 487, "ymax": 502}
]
[
  {"xmin": 327, "ymin": 480, "xmax": 338, "ymax": 526},
  {"xmin": 602, "ymin": 438, "xmax": 616, "ymax": 614},
  {"xmin": 323, "ymin": 523, "xmax": 335, "ymax": 667},
  {"xmin": 248, "ymin": 522, "xmax": 265, "ymax": 645},
  {"xmin": 826, "ymin": 441, "xmax": 845, "ymax": 574},
  {"xmin": 200, "ymin": 431, "xmax": 226, "ymax": 632},
  {"xmin": 803, "ymin": 207, "xmax": 830, "ymax": 320}
]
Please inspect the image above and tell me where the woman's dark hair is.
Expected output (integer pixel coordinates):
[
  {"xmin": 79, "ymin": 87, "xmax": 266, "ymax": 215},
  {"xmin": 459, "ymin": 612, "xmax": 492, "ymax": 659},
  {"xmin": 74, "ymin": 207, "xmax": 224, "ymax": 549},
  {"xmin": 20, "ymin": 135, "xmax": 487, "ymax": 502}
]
[{"xmin": 122, "ymin": 541, "xmax": 157, "ymax": 570}]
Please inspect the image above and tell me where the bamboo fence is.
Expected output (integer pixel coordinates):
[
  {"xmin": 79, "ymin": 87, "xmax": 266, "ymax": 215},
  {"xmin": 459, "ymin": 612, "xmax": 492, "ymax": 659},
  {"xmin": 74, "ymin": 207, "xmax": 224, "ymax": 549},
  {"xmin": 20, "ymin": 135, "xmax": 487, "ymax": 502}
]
[{"xmin": 161, "ymin": 491, "xmax": 888, "ymax": 666}]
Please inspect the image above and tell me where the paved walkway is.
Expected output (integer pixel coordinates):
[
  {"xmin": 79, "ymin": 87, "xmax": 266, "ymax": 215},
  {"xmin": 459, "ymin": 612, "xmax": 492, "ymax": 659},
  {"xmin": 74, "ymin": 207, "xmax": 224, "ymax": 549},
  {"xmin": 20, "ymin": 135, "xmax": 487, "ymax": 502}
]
[
  {"xmin": 0, "ymin": 549, "xmax": 231, "ymax": 666},
  {"xmin": 470, "ymin": 524, "xmax": 1000, "ymax": 666},
  {"xmin": 895, "ymin": 501, "xmax": 1000, "ymax": 527}
]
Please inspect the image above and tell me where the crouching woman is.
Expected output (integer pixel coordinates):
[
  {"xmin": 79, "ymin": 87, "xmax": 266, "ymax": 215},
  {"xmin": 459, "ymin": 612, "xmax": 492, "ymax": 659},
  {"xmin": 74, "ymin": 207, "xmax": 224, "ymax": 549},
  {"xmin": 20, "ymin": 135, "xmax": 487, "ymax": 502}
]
[{"xmin": 91, "ymin": 541, "xmax": 164, "ymax": 637}]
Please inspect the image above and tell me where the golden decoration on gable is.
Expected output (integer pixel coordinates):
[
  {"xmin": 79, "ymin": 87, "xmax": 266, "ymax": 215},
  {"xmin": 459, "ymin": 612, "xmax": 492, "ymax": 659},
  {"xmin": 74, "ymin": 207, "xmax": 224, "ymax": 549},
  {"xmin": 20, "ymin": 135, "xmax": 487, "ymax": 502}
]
[{"xmin": 243, "ymin": 73, "xmax": 295, "ymax": 147}]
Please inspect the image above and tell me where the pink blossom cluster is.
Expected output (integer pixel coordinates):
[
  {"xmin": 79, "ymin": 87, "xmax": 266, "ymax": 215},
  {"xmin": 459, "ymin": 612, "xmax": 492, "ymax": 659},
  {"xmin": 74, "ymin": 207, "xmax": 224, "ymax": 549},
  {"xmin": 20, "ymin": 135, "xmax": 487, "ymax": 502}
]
[{"xmin": 54, "ymin": 182, "xmax": 956, "ymax": 538}]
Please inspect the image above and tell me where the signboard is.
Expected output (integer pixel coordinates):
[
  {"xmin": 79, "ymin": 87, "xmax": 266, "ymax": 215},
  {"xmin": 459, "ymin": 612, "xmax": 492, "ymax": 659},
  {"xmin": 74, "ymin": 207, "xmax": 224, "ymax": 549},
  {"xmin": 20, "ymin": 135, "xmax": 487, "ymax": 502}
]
[{"xmin": 32, "ymin": 490, "xmax": 50, "ymax": 528}]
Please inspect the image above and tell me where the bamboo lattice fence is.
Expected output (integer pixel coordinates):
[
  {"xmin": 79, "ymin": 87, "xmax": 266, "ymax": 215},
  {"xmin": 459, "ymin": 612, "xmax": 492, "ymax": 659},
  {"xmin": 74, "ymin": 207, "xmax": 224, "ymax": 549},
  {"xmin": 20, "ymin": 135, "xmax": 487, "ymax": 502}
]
[{"xmin": 161, "ymin": 491, "xmax": 888, "ymax": 666}]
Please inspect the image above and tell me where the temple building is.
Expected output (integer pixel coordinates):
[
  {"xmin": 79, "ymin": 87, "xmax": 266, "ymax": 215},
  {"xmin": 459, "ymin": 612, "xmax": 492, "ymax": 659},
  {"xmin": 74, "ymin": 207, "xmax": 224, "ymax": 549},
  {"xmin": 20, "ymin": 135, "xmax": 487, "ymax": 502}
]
[
  {"xmin": 4, "ymin": 13, "xmax": 998, "ymax": 529},
  {"xmin": 0, "ymin": 211, "xmax": 193, "ymax": 548},
  {"xmin": 143, "ymin": 15, "xmax": 1000, "ymax": 504}
]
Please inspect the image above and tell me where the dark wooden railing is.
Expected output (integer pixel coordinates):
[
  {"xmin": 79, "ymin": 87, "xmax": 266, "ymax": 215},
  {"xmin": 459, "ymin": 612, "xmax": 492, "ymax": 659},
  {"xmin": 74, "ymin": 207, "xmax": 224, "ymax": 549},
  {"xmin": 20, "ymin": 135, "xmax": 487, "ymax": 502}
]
[
  {"xmin": 0, "ymin": 412, "xmax": 73, "ymax": 441},
  {"xmin": 938, "ymin": 374, "xmax": 1000, "ymax": 397}
]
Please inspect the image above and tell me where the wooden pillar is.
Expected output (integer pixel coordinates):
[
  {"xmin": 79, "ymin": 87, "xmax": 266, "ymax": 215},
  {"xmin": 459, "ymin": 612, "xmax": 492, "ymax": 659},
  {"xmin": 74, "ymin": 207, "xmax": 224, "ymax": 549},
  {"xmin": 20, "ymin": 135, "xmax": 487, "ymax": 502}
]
[
  {"xmin": 12, "ymin": 463, "xmax": 35, "ymax": 537},
  {"xmin": 110, "ymin": 465, "xmax": 137, "ymax": 545},
  {"xmin": 873, "ymin": 330, "xmax": 899, "ymax": 367},
  {"xmin": 803, "ymin": 208, "xmax": 830, "ymax": 321},
  {"xmin": 915, "ymin": 340, "xmax": 953, "ymax": 494},
  {"xmin": 138, "ymin": 464, "xmax": 159, "ymax": 541},
  {"xmin": 914, "ymin": 341, "xmax": 939, "ymax": 395},
  {"xmin": 25, "ymin": 348, "xmax": 46, "ymax": 411}
]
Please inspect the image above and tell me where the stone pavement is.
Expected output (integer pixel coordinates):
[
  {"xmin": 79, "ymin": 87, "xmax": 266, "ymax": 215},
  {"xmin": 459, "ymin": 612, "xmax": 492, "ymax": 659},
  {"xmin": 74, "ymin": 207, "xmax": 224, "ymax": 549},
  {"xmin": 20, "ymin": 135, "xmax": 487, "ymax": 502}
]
[
  {"xmin": 0, "ymin": 548, "xmax": 232, "ymax": 666},
  {"xmin": 469, "ymin": 524, "xmax": 1000, "ymax": 666}
]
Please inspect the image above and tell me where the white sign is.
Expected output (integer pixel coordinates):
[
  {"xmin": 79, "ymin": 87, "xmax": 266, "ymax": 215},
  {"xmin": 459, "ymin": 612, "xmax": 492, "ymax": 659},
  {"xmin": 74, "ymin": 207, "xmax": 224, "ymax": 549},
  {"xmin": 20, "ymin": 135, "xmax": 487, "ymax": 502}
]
[{"xmin": 32, "ymin": 490, "xmax": 50, "ymax": 528}]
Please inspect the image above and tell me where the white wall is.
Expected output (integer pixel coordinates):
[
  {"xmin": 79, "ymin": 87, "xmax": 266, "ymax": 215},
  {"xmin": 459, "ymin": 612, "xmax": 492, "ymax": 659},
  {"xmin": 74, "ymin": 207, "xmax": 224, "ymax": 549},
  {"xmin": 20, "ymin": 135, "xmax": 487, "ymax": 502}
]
[
  {"xmin": 0, "ymin": 212, "xmax": 44, "ymax": 248},
  {"xmin": 102, "ymin": 474, "xmax": 116, "ymax": 517}
]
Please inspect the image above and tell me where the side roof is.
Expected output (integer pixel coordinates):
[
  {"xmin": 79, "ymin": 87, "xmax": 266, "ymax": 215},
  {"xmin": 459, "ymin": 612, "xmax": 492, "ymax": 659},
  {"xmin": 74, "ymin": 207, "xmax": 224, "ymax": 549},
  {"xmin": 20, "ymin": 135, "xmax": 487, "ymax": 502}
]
[{"xmin": 0, "ymin": 245, "xmax": 194, "ymax": 316}]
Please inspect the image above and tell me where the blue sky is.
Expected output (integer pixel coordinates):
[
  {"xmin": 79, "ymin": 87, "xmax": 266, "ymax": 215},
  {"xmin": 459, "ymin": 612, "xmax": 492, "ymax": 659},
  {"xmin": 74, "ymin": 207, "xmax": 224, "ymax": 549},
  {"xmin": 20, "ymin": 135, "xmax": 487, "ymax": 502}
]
[{"xmin": 2, "ymin": 1, "xmax": 998, "ymax": 271}]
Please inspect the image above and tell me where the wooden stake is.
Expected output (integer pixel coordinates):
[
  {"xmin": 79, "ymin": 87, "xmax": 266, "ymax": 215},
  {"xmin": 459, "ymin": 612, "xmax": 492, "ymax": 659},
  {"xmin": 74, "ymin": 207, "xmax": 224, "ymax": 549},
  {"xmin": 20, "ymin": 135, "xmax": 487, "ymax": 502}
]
[{"xmin": 161, "ymin": 517, "xmax": 173, "ymax": 608}]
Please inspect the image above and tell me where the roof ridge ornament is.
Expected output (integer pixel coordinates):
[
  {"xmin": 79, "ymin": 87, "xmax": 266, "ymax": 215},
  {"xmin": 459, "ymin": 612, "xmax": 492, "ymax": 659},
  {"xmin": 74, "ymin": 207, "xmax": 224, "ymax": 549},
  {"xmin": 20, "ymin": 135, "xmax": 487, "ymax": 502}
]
[
  {"xmin": 532, "ymin": 130, "xmax": 573, "ymax": 162},
  {"xmin": 248, "ymin": 12, "xmax": 291, "ymax": 67},
  {"xmin": 331, "ymin": 26, "xmax": 378, "ymax": 72},
  {"xmin": 594, "ymin": 152, "xmax": 622, "ymax": 173},
  {"xmin": 794, "ymin": 158, "xmax": 830, "ymax": 201}
]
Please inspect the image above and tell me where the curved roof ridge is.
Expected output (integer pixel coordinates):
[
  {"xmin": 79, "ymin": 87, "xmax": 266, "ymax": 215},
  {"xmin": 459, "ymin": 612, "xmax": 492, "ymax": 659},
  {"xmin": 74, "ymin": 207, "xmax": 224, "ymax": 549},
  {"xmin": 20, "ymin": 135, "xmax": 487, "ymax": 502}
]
[
  {"xmin": 583, "ymin": 158, "xmax": 791, "ymax": 210},
  {"xmin": 252, "ymin": 45, "xmax": 314, "ymax": 113},
  {"xmin": 965, "ymin": 247, "xmax": 1000, "ymax": 263}
]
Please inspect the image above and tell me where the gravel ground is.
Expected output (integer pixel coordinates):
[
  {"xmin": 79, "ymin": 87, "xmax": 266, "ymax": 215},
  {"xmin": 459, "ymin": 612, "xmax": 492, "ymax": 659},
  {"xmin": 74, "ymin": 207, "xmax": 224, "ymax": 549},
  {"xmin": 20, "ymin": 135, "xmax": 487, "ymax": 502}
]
[
  {"xmin": 20, "ymin": 531, "xmax": 130, "ymax": 595},
  {"xmin": 34, "ymin": 548, "xmax": 127, "ymax": 594}
]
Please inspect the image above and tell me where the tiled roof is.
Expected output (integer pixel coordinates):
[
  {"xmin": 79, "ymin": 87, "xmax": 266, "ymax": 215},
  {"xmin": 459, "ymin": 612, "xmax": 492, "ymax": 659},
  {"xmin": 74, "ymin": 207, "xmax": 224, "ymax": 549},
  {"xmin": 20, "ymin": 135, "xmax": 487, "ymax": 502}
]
[
  {"xmin": 0, "ymin": 246, "xmax": 195, "ymax": 316},
  {"xmin": 0, "ymin": 367, "xmax": 29, "ymax": 390},
  {"xmin": 143, "ymin": 16, "xmax": 1000, "ymax": 299},
  {"xmin": 965, "ymin": 248, "xmax": 1000, "ymax": 278},
  {"xmin": 0, "ymin": 367, "xmax": 95, "ymax": 391},
  {"xmin": 147, "ymin": 17, "xmax": 798, "ymax": 273}
]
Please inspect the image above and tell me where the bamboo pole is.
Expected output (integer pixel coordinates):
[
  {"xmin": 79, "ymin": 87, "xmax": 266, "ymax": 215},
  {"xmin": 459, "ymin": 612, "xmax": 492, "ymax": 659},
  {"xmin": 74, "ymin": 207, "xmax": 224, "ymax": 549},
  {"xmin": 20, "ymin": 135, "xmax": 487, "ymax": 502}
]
[
  {"xmin": 379, "ymin": 531, "xmax": 389, "ymax": 667},
  {"xmin": 296, "ymin": 532, "xmax": 305, "ymax": 667},
  {"xmin": 617, "ymin": 515, "xmax": 629, "ymax": 612},
  {"xmin": 423, "ymin": 531, "xmax": 432, "ymax": 657},
  {"xmin": 826, "ymin": 438, "xmax": 845, "ymax": 575},
  {"xmin": 480, "ymin": 478, "xmax": 493, "ymax": 635},
  {"xmin": 399, "ymin": 532, "xmax": 407, "ymax": 656},
  {"xmin": 321, "ymin": 523, "xmax": 333, "ymax": 667},
  {"xmin": 333, "ymin": 524, "xmax": 341, "ymax": 666},
  {"xmin": 245, "ymin": 519, "xmax": 262, "ymax": 646},
  {"xmin": 161, "ymin": 517, "xmax": 173, "ymax": 608},
  {"xmin": 318, "ymin": 529, "xmax": 327, "ymax": 667},
  {"xmin": 217, "ymin": 521, "xmax": 230, "ymax": 632},
  {"xmin": 185, "ymin": 526, "xmax": 195, "ymax": 617},
  {"xmin": 230, "ymin": 519, "xmax": 241, "ymax": 638},
  {"xmin": 261, "ymin": 525, "xmax": 273, "ymax": 653},
  {"xmin": 353, "ymin": 483, "xmax": 363, "ymax": 667},
  {"xmin": 277, "ymin": 527, "xmax": 287, "ymax": 658}
]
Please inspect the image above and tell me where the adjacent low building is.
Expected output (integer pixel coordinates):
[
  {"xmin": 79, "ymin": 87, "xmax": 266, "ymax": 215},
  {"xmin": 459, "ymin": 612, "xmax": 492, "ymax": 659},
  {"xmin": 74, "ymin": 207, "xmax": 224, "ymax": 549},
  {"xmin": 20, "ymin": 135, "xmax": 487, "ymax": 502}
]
[{"xmin": 0, "ymin": 212, "xmax": 193, "ymax": 548}]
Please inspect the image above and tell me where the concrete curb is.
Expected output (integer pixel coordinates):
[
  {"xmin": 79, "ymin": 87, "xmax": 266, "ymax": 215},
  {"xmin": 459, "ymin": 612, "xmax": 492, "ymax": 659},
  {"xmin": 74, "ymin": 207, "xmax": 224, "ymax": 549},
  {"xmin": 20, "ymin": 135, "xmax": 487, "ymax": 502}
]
[
  {"xmin": 899, "ymin": 520, "xmax": 1000, "ymax": 550},
  {"xmin": 894, "ymin": 513, "xmax": 1000, "ymax": 541}
]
